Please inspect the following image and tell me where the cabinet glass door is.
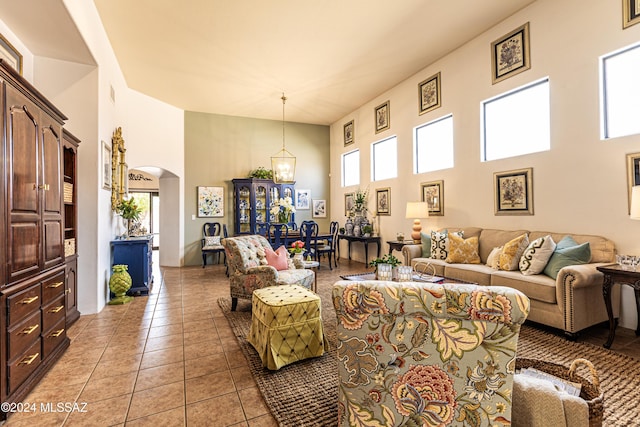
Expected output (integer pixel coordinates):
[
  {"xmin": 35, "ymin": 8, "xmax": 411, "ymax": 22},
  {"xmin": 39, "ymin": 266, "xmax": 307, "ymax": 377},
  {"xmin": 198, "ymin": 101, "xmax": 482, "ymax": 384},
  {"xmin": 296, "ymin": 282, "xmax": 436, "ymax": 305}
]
[
  {"xmin": 255, "ymin": 185, "xmax": 268, "ymax": 234},
  {"xmin": 238, "ymin": 185, "xmax": 251, "ymax": 233}
]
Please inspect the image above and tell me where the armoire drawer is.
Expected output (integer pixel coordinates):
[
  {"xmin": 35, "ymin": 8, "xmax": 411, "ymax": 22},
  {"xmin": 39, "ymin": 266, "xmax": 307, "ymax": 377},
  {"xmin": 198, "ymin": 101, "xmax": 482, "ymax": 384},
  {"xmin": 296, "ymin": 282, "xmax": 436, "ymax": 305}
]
[
  {"xmin": 7, "ymin": 284, "xmax": 41, "ymax": 326},
  {"xmin": 42, "ymin": 295, "xmax": 65, "ymax": 332},
  {"xmin": 8, "ymin": 339, "xmax": 42, "ymax": 394},
  {"xmin": 7, "ymin": 311, "xmax": 41, "ymax": 359},
  {"xmin": 42, "ymin": 319, "xmax": 66, "ymax": 359},
  {"xmin": 42, "ymin": 272, "xmax": 65, "ymax": 305}
]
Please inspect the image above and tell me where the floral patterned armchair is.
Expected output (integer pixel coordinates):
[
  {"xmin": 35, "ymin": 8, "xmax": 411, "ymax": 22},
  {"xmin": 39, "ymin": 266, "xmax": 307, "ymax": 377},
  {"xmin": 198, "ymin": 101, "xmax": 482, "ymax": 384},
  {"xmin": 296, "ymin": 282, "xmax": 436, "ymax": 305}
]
[
  {"xmin": 332, "ymin": 280, "xmax": 530, "ymax": 427},
  {"xmin": 223, "ymin": 235, "xmax": 315, "ymax": 310}
]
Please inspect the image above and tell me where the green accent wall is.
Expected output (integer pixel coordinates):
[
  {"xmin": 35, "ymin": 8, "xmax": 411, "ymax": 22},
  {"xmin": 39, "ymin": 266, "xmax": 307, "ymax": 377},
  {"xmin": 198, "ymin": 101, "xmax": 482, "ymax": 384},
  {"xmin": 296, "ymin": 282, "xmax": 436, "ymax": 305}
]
[{"xmin": 184, "ymin": 111, "xmax": 330, "ymax": 266}]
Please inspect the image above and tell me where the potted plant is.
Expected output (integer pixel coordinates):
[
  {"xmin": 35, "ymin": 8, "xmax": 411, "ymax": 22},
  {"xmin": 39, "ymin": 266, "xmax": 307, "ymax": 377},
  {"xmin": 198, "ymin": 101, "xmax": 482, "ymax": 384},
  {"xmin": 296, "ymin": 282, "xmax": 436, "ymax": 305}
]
[
  {"xmin": 270, "ymin": 196, "xmax": 296, "ymax": 224},
  {"xmin": 369, "ymin": 254, "xmax": 401, "ymax": 279},
  {"xmin": 362, "ymin": 225, "xmax": 373, "ymax": 237},
  {"xmin": 116, "ymin": 197, "xmax": 143, "ymax": 238},
  {"xmin": 249, "ymin": 166, "xmax": 273, "ymax": 179},
  {"xmin": 288, "ymin": 240, "xmax": 305, "ymax": 260}
]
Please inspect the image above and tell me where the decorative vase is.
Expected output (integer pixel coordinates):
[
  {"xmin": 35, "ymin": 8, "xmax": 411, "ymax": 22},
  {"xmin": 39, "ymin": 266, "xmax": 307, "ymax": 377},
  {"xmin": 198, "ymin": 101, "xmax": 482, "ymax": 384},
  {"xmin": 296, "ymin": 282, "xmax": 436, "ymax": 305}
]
[
  {"xmin": 345, "ymin": 218, "xmax": 354, "ymax": 236},
  {"xmin": 353, "ymin": 224, "xmax": 361, "ymax": 237},
  {"xmin": 293, "ymin": 253, "xmax": 304, "ymax": 261},
  {"xmin": 277, "ymin": 211, "xmax": 291, "ymax": 224},
  {"xmin": 109, "ymin": 264, "xmax": 133, "ymax": 305}
]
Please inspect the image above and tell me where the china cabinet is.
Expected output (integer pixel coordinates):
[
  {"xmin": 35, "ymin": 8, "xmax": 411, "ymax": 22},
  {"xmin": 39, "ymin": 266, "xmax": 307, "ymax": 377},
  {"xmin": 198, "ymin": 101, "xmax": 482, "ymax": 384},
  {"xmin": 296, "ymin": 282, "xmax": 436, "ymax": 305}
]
[
  {"xmin": 0, "ymin": 59, "xmax": 70, "ymax": 417},
  {"xmin": 63, "ymin": 129, "xmax": 80, "ymax": 326},
  {"xmin": 232, "ymin": 178, "xmax": 295, "ymax": 235}
]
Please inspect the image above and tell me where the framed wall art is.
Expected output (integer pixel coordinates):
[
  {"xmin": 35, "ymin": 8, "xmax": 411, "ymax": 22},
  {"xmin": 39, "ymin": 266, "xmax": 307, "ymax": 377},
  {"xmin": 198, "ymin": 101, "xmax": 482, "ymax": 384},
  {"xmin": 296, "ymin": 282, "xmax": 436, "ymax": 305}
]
[
  {"xmin": 491, "ymin": 22, "xmax": 530, "ymax": 84},
  {"xmin": 312, "ymin": 199, "xmax": 327, "ymax": 218},
  {"xmin": 623, "ymin": 0, "xmax": 640, "ymax": 28},
  {"xmin": 0, "ymin": 33, "xmax": 22, "ymax": 75},
  {"xmin": 295, "ymin": 189, "xmax": 310, "ymax": 209},
  {"xmin": 494, "ymin": 168, "xmax": 533, "ymax": 215},
  {"xmin": 344, "ymin": 120, "xmax": 354, "ymax": 146},
  {"xmin": 626, "ymin": 152, "xmax": 640, "ymax": 213},
  {"xmin": 101, "ymin": 140, "xmax": 112, "ymax": 190},
  {"xmin": 374, "ymin": 100, "xmax": 390, "ymax": 133},
  {"xmin": 197, "ymin": 186, "xmax": 224, "ymax": 217},
  {"xmin": 421, "ymin": 180, "xmax": 444, "ymax": 216},
  {"xmin": 418, "ymin": 72, "xmax": 441, "ymax": 115},
  {"xmin": 375, "ymin": 187, "xmax": 391, "ymax": 216},
  {"xmin": 344, "ymin": 193, "xmax": 354, "ymax": 216}
]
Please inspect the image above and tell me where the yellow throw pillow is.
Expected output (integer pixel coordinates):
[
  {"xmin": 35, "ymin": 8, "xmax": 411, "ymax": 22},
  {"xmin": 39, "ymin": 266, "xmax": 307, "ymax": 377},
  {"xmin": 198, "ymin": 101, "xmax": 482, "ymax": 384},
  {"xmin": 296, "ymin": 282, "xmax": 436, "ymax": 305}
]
[
  {"xmin": 499, "ymin": 234, "xmax": 529, "ymax": 271},
  {"xmin": 446, "ymin": 233, "xmax": 481, "ymax": 264}
]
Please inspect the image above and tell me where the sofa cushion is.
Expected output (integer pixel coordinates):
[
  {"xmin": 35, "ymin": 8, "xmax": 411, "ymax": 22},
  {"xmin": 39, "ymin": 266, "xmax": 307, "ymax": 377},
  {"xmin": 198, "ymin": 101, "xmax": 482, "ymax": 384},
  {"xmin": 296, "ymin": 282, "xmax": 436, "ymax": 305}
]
[
  {"xmin": 478, "ymin": 229, "xmax": 529, "ymax": 263},
  {"xmin": 499, "ymin": 234, "xmax": 529, "ymax": 271},
  {"xmin": 265, "ymin": 245, "xmax": 289, "ymax": 271},
  {"xmin": 444, "ymin": 263, "xmax": 493, "ymax": 286},
  {"xmin": 543, "ymin": 240, "xmax": 591, "ymax": 279},
  {"xmin": 446, "ymin": 233, "xmax": 481, "ymax": 264},
  {"xmin": 491, "ymin": 270, "xmax": 558, "ymax": 304},
  {"xmin": 519, "ymin": 235, "xmax": 556, "ymax": 276},
  {"xmin": 420, "ymin": 232, "xmax": 432, "ymax": 258}
]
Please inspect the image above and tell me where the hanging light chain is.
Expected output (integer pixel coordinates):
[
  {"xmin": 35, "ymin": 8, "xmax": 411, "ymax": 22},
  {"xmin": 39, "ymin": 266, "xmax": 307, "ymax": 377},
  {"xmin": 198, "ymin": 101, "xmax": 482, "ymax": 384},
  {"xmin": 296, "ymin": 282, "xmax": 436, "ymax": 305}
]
[{"xmin": 282, "ymin": 93, "xmax": 287, "ymax": 151}]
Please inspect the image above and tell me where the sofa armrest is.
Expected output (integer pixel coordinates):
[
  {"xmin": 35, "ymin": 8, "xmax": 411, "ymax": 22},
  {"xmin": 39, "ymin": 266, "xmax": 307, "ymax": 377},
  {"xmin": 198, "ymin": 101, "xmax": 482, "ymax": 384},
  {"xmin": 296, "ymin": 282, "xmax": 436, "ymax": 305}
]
[
  {"xmin": 556, "ymin": 263, "xmax": 606, "ymax": 290},
  {"xmin": 401, "ymin": 244, "xmax": 422, "ymax": 265},
  {"xmin": 246, "ymin": 265, "xmax": 278, "ymax": 281}
]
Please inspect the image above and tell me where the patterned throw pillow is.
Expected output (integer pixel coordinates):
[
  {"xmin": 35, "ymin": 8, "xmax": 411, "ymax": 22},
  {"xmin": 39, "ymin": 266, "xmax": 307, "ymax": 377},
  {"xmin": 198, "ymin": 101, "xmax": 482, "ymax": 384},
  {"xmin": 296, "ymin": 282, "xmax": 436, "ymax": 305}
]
[
  {"xmin": 486, "ymin": 246, "xmax": 503, "ymax": 269},
  {"xmin": 203, "ymin": 236, "xmax": 221, "ymax": 248},
  {"xmin": 519, "ymin": 235, "xmax": 556, "ymax": 276},
  {"xmin": 499, "ymin": 234, "xmax": 529, "ymax": 271},
  {"xmin": 430, "ymin": 230, "xmax": 462, "ymax": 260},
  {"xmin": 446, "ymin": 233, "xmax": 481, "ymax": 264}
]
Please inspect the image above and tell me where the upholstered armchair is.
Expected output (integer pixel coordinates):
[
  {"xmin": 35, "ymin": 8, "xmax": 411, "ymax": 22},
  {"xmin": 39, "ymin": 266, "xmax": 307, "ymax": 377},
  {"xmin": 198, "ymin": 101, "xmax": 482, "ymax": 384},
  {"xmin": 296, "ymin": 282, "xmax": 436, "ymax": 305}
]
[
  {"xmin": 332, "ymin": 280, "xmax": 530, "ymax": 427},
  {"xmin": 223, "ymin": 235, "xmax": 315, "ymax": 310}
]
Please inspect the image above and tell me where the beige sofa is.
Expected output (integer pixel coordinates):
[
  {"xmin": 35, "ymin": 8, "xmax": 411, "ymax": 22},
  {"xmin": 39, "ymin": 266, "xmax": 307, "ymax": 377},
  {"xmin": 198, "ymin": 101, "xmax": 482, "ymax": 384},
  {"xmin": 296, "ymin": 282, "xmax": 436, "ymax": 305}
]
[{"xmin": 402, "ymin": 227, "xmax": 619, "ymax": 337}]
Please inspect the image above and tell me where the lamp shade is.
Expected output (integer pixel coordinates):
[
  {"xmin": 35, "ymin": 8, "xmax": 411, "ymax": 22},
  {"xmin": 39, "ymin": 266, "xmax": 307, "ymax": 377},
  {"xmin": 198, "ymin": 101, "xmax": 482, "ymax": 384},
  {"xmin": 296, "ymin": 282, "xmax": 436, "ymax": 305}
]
[
  {"xmin": 631, "ymin": 186, "xmax": 640, "ymax": 220},
  {"xmin": 405, "ymin": 202, "xmax": 429, "ymax": 219}
]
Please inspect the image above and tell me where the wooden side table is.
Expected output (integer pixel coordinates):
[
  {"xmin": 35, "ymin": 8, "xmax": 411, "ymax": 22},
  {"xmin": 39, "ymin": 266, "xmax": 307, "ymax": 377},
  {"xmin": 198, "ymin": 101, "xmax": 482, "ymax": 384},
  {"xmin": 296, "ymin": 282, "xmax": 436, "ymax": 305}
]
[
  {"xmin": 596, "ymin": 263, "xmax": 640, "ymax": 348},
  {"xmin": 337, "ymin": 234, "xmax": 381, "ymax": 264},
  {"xmin": 387, "ymin": 240, "xmax": 416, "ymax": 256},
  {"xmin": 302, "ymin": 260, "xmax": 319, "ymax": 292}
]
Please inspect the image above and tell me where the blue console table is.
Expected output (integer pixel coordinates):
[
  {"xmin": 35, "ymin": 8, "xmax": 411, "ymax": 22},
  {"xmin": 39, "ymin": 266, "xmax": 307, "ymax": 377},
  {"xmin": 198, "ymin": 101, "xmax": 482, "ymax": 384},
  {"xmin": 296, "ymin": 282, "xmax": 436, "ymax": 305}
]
[{"xmin": 111, "ymin": 236, "xmax": 153, "ymax": 295}]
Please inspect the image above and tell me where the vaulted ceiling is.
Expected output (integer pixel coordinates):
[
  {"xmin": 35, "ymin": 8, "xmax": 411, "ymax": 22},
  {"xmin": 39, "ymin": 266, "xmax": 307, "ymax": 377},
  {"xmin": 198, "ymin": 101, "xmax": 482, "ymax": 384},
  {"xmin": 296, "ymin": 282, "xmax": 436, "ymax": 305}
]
[{"xmin": 2, "ymin": 0, "xmax": 536, "ymax": 125}]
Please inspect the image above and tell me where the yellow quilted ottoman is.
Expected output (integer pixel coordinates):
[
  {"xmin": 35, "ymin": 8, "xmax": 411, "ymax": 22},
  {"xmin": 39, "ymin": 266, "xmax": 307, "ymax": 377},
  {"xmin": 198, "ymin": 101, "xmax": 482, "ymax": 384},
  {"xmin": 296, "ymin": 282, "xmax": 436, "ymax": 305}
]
[{"xmin": 248, "ymin": 284, "xmax": 328, "ymax": 370}]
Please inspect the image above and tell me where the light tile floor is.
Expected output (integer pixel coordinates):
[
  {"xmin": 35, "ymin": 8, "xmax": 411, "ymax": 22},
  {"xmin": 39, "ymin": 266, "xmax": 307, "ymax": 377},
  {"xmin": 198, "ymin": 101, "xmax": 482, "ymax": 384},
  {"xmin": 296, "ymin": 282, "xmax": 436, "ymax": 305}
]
[{"xmin": 4, "ymin": 252, "xmax": 638, "ymax": 426}]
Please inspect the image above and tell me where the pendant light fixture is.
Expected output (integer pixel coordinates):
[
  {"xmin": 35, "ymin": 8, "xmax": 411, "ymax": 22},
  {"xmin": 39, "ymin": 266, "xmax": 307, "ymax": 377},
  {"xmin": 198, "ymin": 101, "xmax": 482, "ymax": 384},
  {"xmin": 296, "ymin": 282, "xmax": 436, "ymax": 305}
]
[{"xmin": 271, "ymin": 93, "xmax": 296, "ymax": 183}]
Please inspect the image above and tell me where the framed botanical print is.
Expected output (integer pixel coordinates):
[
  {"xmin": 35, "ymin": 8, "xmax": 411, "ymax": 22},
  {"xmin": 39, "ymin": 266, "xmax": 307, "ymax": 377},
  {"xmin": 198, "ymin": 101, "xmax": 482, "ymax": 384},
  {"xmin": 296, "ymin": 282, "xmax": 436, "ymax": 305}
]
[
  {"xmin": 491, "ymin": 22, "xmax": 530, "ymax": 84},
  {"xmin": 374, "ymin": 101, "xmax": 390, "ymax": 133},
  {"xmin": 421, "ymin": 180, "xmax": 444, "ymax": 216},
  {"xmin": 626, "ymin": 152, "xmax": 640, "ymax": 213},
  {"xmin": 344, "ymin": 120, "xmax": 354, "ymax": 146},
  {"xmin": 494, "ymin": 168, "xmax": 534, "ymax": 215},
  {"xmin": 344, "ymin": 193, "xmax": 354, "ymax": 217},
  {"xmin": 375, "ymin": 187, "xmax": 391, "ymax": 216},
  {"xmin": 418, "ymin": 72, "xmax": 441, "ymax": 115},
  {"xmin": 623, "ymin": 0, "xmax": 640, "ymax": 28},
  {"xmin": 312, "ymin": 199, "xmax": 327, "ymax": 218},
  {"xmin": 197, "ymin": 186, "xmax": 224, "ymax": 217}
]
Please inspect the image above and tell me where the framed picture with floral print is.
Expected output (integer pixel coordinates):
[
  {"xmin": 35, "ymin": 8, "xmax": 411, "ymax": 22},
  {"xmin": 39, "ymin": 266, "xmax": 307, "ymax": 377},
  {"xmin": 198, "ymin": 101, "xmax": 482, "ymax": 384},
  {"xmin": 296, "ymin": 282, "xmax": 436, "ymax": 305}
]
[
  {"xmin": 344, "ymin": 120, "xmax": 354, "ymax": 146},
  {"xmin": 421, "ymin": 180, "xmax": 444, "ymax": 216},
  {"xmin": 375, "ymin": 187, "xmax": 391, "ymax": 216},
  {"xmin": 418, "ymin": 72, "xmax": 441, "ymax": 115},
  {"xmin": 494, "ymin": 168, "xmax": 533, "ymax": 215},
  {"xmin": 197, "ymin": 186, "xmax": 224, "ymax": 217},
  {"xmin": 491, "ymin": 22, "xmax": 530, "ymax": 84},
  {"xmin": 623, "ymin": 0, "xmax": 640, "ymax": 28},
  {"xmin": 374, "ymin": 101, "xmax": 390, "ymax": 133}
]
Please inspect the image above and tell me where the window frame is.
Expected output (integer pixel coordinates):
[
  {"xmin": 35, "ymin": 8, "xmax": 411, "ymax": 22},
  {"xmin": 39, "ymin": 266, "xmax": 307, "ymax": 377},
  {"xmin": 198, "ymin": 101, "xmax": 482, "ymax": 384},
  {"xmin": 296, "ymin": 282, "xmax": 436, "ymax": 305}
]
[
  {"xmin": 371, "ymin": 135, "xmax": 398, "ymax": 182},
  {"xmin": 414, "ymin": 114, "xmax": 454, "ymax": 174},
  {"xmin": 341, "ymin": 149, "xmax": 360, "ymax": 187}
]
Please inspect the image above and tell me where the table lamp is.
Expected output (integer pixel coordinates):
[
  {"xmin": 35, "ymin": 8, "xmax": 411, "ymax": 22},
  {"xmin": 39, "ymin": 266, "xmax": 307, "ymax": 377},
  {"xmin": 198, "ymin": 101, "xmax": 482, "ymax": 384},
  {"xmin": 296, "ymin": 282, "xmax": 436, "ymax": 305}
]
[
  {"xmin": 405, "ymin": 202, "xmax": 429, "ymax": 243},
  {"xmin": 631, "ymin": 186, "xmax": 640, "ymax": 220}
]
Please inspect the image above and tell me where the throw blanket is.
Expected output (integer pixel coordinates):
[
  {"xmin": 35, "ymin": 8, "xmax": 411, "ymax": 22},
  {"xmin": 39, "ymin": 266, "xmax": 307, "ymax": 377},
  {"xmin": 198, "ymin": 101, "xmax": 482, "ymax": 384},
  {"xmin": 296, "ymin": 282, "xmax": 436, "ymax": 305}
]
[{"xmin": 512, "ymin": 374, "xmax": 589, "ymax": 427}]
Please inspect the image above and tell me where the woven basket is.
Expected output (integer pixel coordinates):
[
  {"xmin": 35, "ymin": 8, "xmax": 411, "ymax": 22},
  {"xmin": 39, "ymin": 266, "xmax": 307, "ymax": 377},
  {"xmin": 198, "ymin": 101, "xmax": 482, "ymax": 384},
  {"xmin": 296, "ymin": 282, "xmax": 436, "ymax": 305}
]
[{"xmin": 516, "ymin": 357, "xmax": 604, "ymax": 427}]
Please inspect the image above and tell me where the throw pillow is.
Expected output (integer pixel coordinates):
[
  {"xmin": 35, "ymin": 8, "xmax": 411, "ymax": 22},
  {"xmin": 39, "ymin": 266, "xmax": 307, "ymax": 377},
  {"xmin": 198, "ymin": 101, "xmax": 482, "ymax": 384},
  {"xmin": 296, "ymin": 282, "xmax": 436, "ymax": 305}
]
[
  {"xmin": 543, "ymin": 241, "xmax": 591, "ymax": 279},
  {"xmin": 265, "ymin": 245, "xmax": 289, "ymax": 271},
  {"xmin": 486, "ymin": 246, "xmax": 503, "ymax": 269},
  {"xmin": 430, "ymin": 229, "xmax": 462, "ymax": 260},
  {"xmin": 203, "ymin": 236, "xmax": 221, "ymax": 248},
  {"xmin": 499, "ymin": 234, "xmax": 529, "ymax": 271},
  {"xmin": 446, "ymin": 233, "xmax": 481, "ymax": 264},
  {"xmin": 420, "ymin": 232, "xmax": 432, "ymax": 258},
  {"xmin": 519, "ymin": 235, "xmax": 557, "ymax": 276}
]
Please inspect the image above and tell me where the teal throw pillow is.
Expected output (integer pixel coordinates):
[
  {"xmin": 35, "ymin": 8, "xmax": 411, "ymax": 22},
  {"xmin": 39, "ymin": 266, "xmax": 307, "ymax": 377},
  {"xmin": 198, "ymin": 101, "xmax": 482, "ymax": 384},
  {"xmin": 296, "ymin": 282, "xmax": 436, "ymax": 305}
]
[
  {"xmin": 555, "ymin": 235, "xmax": 579, "ymax": 251},
  {"xmin": 543, "ymin": 240, "xmax": 591, "ymax": 279},
  {"xmin": 420, "ymin": 232, "xmax": 431, "ymax": 258}
]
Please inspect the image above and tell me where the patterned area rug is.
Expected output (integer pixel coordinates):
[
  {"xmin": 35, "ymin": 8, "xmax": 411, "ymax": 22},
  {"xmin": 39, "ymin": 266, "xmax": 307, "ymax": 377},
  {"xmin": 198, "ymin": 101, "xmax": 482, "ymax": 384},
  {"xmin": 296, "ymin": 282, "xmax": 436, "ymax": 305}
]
[{"xmin": 219, "ymin": 293, "xmax": 640, "ymax": 427}]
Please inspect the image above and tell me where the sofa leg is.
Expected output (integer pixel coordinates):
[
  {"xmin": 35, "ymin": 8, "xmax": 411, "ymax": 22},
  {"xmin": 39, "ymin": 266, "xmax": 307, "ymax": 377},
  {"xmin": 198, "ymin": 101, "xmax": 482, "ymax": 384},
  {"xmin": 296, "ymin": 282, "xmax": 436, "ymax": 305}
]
[
  {"xmin": 564, "ymin": 331, "xmax": 579, "ymax": 341},
  {"xmin": 231, "ymin": 298, "xmax": 238, "ymax": 311}
]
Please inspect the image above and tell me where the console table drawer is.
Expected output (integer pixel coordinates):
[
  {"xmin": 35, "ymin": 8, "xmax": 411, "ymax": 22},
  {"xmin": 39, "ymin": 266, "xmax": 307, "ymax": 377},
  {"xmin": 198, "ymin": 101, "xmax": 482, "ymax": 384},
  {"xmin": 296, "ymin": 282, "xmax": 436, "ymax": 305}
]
[
  {"xmin": 42, "ymin": 318, "xmax": 66, "ymax": 359},
  {"xmin": 42, "ymin": 272, "xmax": 65, "ymax": 304},
  {"xmin": 7, "ymin": 284, "xmax": 41, "ymax": 326},
  {"xmin": 7, "ymin": 311, "xmax": 41, "ymax": 359},
  {"xmin": 42, "ymin": 295, "xmax": 65, "ymax": 332},
  {"xmin": 8, "ymin": 339, "xmax": 42, "ymax": 393}
]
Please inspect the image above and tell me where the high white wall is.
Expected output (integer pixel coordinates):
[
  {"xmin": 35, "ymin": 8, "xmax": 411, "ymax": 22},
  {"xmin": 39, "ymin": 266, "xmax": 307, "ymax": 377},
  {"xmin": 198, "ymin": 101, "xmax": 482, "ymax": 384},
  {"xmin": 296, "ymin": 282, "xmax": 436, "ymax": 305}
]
[{"xmin": 330, "ymin": 0, "xmax": 640, "ymax": 328}]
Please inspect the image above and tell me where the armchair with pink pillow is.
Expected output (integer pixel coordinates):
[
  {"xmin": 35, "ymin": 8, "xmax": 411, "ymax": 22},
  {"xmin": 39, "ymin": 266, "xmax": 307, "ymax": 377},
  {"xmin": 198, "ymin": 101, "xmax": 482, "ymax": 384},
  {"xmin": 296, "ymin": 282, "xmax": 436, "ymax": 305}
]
[{"xmin": 222, "ymin": 235, "xmax": 315, "ymax": 310}]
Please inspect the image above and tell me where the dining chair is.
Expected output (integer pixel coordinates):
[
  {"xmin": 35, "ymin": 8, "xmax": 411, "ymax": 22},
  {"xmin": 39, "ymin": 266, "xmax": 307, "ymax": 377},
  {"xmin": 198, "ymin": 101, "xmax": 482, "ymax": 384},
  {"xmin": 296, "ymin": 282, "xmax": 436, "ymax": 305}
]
[
  {"xmin": 269, "ymin": 223, "xmax": 290, "ymax": 250},
  {"xmin": 316, "ymin": 221, "xmax": 339, "ymax": 269},
  {"xmin": 202, "ymin": 222, "xmax": 226, "ymax": 267},
  {"xmin": 299, "ymin": 220, "xmax": 319, "ymax": 261}
]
